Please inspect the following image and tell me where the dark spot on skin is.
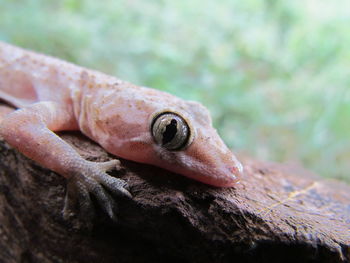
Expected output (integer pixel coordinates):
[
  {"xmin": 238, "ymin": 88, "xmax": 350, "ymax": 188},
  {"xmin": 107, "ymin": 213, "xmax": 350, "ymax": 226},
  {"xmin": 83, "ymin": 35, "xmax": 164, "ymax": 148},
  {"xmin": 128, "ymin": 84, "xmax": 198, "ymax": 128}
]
[{"xmin": 162, "ymin": 119, "xmax": 177, "ymax": 145}]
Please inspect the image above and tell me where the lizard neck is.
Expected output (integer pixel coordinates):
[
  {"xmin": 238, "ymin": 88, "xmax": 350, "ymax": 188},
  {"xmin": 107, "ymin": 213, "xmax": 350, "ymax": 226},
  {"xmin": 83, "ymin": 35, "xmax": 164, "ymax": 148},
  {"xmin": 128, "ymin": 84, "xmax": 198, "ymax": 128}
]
[{"xmin": 71, "ymin": 70, "xmax": 123, "ymax": 144}]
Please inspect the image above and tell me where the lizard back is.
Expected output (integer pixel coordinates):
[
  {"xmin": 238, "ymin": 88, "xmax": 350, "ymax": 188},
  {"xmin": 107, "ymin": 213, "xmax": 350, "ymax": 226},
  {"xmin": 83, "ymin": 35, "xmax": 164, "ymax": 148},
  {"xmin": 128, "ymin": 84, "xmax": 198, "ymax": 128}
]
[{"xmin": 0, "ymin": 41, "xmax": 81, "ymax": 108}]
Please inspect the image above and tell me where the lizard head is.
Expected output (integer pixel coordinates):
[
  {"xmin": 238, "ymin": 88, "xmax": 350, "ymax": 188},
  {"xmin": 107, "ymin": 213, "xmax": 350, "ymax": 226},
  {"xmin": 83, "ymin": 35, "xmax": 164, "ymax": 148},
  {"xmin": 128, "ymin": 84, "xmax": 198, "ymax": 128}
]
[
  {"xmin": 147, "ymin": 101, "xmax": 243, "ymax": 187},
  {"xmin": 96, "ymin": 87, "xmax": 243, "ymax": 187}
]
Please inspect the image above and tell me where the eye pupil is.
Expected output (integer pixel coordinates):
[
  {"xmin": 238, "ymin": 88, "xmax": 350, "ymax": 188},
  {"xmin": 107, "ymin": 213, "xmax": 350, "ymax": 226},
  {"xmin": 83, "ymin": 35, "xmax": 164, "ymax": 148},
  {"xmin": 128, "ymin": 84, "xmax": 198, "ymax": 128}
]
[
  {"xmin": 151, "ymin": 112, "xmax": 192, "ymax": 151},
  {"xmin": 162, "ymin": 119, "xmax": 177, "ymax": 145}
]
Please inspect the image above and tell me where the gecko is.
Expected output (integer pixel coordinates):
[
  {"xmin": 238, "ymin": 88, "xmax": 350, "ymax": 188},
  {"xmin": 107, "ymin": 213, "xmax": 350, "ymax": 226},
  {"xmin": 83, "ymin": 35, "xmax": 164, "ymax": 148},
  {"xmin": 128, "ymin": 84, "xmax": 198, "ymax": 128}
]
[{"xmin": 0, "ymin": 41, "xmax": 243, "ymax": 221}]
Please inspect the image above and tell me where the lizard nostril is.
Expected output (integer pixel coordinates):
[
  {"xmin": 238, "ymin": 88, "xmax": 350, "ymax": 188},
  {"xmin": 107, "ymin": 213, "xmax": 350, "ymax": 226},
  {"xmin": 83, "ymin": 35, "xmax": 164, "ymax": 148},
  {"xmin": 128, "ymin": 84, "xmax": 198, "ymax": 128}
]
[
  {"xmin": 227, "ymin": 164, "xmax": 244, "ymax": 176},
  {"xmin": 228, "ymin": 166, "xmax": 237, "ymax": 174}
]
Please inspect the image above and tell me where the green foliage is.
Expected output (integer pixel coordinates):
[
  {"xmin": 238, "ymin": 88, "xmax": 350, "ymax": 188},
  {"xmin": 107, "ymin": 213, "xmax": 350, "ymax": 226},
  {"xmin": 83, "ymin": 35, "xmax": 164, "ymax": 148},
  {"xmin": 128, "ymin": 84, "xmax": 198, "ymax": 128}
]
[{"xmin": 1, "ymin": 0, "xmax": 349, "ymax": 181}]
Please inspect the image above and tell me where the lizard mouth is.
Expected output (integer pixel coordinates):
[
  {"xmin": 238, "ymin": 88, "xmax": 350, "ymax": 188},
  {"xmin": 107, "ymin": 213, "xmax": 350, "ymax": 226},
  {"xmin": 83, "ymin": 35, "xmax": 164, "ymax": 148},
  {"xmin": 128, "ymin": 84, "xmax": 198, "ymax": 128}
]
[
  {"xmin": 165, "ymin": 159, "xmax": 243, "ymax": 188},
  {"xmin": 190, "ymin": 166, "xmax": 242, "ymax": 187}
]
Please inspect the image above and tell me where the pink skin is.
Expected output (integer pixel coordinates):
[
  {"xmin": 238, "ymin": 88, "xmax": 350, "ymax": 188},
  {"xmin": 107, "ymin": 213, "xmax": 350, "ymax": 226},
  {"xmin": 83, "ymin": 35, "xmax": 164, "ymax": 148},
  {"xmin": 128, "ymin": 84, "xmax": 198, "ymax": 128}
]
[
  {"xmin": 0, "ymin": 41, "xmax": 243, "ymax": 220},
  {"xmin": 78, "ymin": 82, "xmax": 244, "ymax": 187}
]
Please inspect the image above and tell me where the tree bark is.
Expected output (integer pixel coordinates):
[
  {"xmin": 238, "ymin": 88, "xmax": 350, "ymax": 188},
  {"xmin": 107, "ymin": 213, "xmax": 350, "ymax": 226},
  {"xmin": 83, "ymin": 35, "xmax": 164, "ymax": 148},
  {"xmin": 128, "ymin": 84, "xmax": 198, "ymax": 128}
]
[{"xmin": 0, "ymin": 132, "xmax": 349, "ymax": 263}]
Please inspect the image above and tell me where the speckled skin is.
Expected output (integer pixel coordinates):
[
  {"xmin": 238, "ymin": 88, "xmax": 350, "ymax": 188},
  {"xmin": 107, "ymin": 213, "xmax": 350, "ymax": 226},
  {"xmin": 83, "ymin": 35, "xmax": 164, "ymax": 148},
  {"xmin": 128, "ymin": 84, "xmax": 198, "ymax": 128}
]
[{"xmin": 0, "ymin": 41, "xmax": 243, "ymax": 220}]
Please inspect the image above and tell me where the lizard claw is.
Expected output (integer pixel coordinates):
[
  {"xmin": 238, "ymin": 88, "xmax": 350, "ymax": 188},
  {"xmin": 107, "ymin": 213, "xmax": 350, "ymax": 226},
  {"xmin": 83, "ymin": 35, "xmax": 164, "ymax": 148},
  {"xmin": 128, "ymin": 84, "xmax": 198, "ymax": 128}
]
[{"xmin": 62, "ymin": 159, "xmax": 131, "ymax": 223}]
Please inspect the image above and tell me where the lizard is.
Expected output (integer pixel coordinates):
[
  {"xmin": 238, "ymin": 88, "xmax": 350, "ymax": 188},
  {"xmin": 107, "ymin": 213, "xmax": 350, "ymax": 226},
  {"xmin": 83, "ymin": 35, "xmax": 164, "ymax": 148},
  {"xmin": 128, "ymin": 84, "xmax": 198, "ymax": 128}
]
[{"xmin": 0, "ymin": 41, "xmax": 243, "ymax": 221}]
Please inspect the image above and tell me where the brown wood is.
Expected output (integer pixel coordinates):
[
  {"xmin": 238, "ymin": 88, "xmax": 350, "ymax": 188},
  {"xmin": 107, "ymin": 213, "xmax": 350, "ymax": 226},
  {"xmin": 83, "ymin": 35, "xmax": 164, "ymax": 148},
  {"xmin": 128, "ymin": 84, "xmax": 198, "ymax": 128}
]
[{"xmin": 0, "ymin": 131, "xmax": 349, "ymax": 263}]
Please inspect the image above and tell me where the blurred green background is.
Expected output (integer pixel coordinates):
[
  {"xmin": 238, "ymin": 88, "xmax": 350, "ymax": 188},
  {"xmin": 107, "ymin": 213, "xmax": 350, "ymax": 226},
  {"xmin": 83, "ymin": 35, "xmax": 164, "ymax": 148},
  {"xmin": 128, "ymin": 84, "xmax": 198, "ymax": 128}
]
[{"xmin": 1, "ymin": 0, "xmax": 350, "ymax": 182}]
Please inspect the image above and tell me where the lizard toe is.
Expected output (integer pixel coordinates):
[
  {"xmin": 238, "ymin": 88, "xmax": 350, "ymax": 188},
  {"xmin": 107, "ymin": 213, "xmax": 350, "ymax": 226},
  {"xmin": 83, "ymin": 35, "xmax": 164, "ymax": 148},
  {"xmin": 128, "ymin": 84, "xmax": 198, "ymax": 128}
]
[
  {"xmin": 63, "ymin": 177, "xmax": 95, "ymax": 224},
  {"xmin": 97, "ymin": 172, "xmax": 132, "ymax": 199},
  {"xmin": 76, "ymin": 180, "xmax": 95, "ymax": 222},
  {"xmin": 96, "ymin": 159, "xmax": 121, "ymax": 172},
  {"xmin": 87, "ymin": 180, "xmax": 118, "ymax": 221},
  {"xmin": 63, "ymin": 179, "xmax": 78, "ymax": 220}
]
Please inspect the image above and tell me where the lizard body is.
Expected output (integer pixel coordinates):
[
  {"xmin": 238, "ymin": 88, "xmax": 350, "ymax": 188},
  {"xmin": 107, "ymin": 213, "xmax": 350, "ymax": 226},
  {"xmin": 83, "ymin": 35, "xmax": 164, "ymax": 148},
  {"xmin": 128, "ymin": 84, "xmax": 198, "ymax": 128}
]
[{"xmin": 0, "ymin": 41, "xmax": 243, "ymax": 220}]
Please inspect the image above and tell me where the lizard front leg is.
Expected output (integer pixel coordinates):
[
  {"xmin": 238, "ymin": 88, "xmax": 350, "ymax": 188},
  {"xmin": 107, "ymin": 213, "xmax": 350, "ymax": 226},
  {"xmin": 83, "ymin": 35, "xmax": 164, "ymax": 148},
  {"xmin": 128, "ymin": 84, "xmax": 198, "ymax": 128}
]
[{"xmin": 0, "ymin": 101, "xmax": 131, "ymax": 221}]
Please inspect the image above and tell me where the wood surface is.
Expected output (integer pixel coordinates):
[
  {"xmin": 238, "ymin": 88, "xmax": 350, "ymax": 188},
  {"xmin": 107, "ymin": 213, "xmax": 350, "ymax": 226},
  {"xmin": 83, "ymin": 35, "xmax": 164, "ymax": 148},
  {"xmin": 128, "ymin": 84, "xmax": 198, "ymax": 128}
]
[{"xmin": 0, "ymin": 131, "xmax": 349, "ymax": 263}]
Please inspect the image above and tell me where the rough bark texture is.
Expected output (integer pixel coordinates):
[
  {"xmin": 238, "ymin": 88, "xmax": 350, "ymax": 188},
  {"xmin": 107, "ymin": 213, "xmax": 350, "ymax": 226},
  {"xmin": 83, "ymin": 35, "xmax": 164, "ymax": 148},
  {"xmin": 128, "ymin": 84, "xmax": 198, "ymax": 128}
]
[{"xmin": 0, "ymin": 132, "xmax": 349, "ymax": 263}]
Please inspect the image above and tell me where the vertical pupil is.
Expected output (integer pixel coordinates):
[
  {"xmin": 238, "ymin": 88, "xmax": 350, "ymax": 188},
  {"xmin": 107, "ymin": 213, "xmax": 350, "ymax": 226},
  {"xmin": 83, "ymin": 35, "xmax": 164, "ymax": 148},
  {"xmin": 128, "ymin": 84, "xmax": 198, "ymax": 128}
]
[{"xmin": 162, "ymin": 119, "xmax": 177, "ymax": 145}]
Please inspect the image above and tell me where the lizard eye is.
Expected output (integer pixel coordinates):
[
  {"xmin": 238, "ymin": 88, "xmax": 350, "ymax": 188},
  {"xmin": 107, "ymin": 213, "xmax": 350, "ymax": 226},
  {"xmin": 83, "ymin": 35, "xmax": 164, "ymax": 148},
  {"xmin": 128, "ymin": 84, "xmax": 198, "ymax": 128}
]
[{"xmin": 151, "ymin": 112, "xmax": 191, "ymax": 151}]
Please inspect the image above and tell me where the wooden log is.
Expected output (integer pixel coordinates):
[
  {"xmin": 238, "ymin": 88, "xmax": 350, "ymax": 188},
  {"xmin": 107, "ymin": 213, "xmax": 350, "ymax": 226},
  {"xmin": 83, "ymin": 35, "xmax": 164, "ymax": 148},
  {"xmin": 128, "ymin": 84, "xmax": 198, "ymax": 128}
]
[{"xmin": 0, "ymin": 131, "xmax": 349, "ymax": 263}]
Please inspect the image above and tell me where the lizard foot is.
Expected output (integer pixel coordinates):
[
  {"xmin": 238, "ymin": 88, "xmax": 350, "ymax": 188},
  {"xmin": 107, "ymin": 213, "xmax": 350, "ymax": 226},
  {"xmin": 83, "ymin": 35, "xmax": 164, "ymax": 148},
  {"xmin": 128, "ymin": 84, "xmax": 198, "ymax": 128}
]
[{"xmin": 62, "ymin": 159, "xmax": 131, "ymax": 222}]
